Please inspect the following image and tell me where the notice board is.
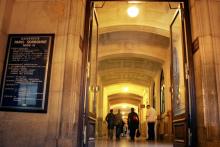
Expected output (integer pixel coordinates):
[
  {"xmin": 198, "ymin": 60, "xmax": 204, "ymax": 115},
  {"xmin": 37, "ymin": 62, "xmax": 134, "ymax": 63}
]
[{"xmin": 0, "ymin": 34, "xmax": 54, "ymax": 113}]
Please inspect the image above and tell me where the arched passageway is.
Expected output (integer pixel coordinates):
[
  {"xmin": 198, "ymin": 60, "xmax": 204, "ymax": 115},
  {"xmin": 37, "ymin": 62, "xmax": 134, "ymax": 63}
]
[{"xmin": 86, "ymin": 1, "xmax": 188, "ymax": 147}]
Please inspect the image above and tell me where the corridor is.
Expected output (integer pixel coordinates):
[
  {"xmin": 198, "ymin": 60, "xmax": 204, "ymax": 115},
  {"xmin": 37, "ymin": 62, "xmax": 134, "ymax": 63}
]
[
  {"xmin": 1, "ymin": 0, "xmax": 220, "ymax": 147},
  {"xmin": 96, "ymin": 138, "xmax": 172, "ymax": 147}
]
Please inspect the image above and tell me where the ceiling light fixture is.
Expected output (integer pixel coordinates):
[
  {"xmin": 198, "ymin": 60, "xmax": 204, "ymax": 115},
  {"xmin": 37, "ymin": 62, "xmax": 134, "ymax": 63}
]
[
  {"xmin": 122, "ymin": 105, "xmax": 128, "ymax": 109},
  {"xmin": 128, "ymin": 1, "xmax": 141, "ymax": 4},
  {"xmin": 122, "ymin": 87, "xmax": 129, "ymax": 93},
  {"xmin": 127, "ymin": 6, "xmax": 139, "ymax": 17}
]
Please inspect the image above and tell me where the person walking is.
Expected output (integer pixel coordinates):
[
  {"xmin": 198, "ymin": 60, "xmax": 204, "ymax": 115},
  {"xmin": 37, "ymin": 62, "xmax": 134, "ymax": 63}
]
[
  {"xmin": 105, "ymin": 109, "xmax": 115, "ymax": 140},
  {"xmin": 115, "ymin": 109, "xmax": 123, "ymax": 140},
  {"xmin": 146, "ymin": 105, "xmax": 157, "ymax": 140},
  {"xmin": 127, "ymin": 108, "xmax": 139, "ymax": 141}
]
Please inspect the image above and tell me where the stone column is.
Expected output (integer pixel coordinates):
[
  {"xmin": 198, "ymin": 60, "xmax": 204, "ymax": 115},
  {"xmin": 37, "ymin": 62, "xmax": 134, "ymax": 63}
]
[
  {"xmin": 190, "ymin": 0, "xmax": 220, "ymax": 146},
  {"xmin": 56, "ymin": 0, "xmax": 85, "ymax": 147}
]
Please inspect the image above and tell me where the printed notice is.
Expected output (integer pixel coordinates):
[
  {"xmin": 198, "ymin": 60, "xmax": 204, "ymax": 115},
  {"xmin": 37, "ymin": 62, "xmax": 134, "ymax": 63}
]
[{"xmin": 0, "ymin": 34, "xmax": 54, "ymax": 112}]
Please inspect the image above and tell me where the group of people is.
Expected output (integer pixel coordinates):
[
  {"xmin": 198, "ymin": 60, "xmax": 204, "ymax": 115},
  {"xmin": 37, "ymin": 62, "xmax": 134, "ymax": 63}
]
[
  {"xmin": 105, "ymin": 109, "xmax": 126, "ymax": 140},
  {"xmin": 105, "ymin": 105, "xmax": 157, "ymax": 141}
]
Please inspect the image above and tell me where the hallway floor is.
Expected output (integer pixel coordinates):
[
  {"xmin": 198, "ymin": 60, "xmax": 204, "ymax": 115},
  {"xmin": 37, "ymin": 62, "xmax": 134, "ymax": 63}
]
[{"xmin": 96, "ymin": 137, "xmax": 173, "ymax": 147}]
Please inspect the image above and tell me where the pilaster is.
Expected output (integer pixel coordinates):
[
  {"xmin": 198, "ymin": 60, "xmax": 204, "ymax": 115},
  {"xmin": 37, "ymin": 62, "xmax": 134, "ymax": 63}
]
[{"xmin": 190, "ymin": 0, "xmax": 220, "ymax": 146}]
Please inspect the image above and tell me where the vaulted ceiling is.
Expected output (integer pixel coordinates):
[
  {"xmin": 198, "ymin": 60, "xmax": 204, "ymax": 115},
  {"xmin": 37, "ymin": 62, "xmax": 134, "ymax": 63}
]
[
  {"xmin": 98, "ymin": 56, "xmax": 162, "ymax": 86},
  {"xmin": 96, "ymin": 1, "xmax": 178, "ymax": 87},
  {"xmin": 95, "ymin": 1, "xmax": 179, "ymax": 36},
  {"xmin": 95, "ymin": 2, "xmax": 180, "ymax": 114}
]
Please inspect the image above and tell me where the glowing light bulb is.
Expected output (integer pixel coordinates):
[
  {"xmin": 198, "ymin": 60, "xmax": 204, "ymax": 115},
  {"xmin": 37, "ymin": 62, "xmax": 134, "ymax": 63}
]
[
  {"xmin": 122, "ymin": 87, "xmax": 129, "ymax": 92},
  {"xmin": 127, "ymin": 6, "xmax": 139, "ymax": 17}
]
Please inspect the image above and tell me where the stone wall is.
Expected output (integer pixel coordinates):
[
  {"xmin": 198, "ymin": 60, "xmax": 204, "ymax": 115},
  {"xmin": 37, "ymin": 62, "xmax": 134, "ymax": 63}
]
[
  {"xmin": 0, "ymin": 0, "xmax": 14, "ymax": 86},
  {"xmin": 190, "ymin": 0, "xmax": 220, "ymax": 146},
  {"xmin": 0, "ymin": 0, "xmax": 85, "ymax": 147}
]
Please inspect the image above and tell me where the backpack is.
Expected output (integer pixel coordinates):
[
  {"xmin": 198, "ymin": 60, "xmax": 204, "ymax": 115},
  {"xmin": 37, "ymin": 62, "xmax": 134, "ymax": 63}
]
[{"xmin": 132, "ymin": 114, "xmax": 138, "ymax": 123}]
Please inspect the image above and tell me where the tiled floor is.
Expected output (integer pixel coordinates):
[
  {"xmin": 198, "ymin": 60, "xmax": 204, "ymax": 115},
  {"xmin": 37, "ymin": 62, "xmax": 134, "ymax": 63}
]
[{"xmin": 96, "ymin": 137, "xmax": 173, "ymax": 147}]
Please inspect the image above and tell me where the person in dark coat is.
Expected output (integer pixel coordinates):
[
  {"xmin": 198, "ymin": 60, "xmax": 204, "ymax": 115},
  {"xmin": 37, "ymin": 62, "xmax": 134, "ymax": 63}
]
[
  {"xmin": 105, "ymin": 109, "xmax": 115, "ymax": 140},
  {"xmin": 127, "ymin": 108, "xmax": 139, "ymax": 141},
  {"xmin": 115, "ymin": 109, "xmax": 123, "ymax": 140}
]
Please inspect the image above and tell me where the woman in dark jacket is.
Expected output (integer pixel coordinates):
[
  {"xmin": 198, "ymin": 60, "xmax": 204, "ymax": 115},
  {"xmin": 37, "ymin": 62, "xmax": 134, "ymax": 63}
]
[{"xmin": 127, "ymin": 108, "xmax": 139, "ymax": 141}]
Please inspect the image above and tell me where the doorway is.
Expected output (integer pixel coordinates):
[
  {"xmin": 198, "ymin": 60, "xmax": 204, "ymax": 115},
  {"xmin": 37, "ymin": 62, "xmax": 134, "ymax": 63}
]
[{"xmin": 79, "ymin": 1, "xmax": 196, "ymax": 147}]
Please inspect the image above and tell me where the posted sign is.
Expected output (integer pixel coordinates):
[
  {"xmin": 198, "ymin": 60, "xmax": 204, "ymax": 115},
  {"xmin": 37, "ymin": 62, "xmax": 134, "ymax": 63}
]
[{"xmin": 0, "ymin": 34, "xmax": 54, "ymax": 113}]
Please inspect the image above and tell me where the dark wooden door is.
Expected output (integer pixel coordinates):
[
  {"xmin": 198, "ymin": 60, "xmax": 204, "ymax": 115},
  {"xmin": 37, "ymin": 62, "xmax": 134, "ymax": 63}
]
[
  {"xmin": 82, "ymin": 2, "xmax": 99, "ymax": 147},
  {"xmin": 170, "ymin": 3, "xmax": 191, "ymax": 147}
]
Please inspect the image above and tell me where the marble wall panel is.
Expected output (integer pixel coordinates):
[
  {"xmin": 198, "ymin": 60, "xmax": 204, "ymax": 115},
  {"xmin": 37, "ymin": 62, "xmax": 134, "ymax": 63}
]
[
  {"xmin": 8, "ymin": 1, "xmax": 28, "ymax": 33},
  {"xmin": 190, "ymin": 0, "xmax": 220, "ymax": 145},
  {"xmin": 0, "ymin": 0, "xmax": 85, "ymax": 147},
  {"xmin": 10, "ymin": 1, "xmax": 61, "ymax": 33},
  {"xmin": 209, "ymin": 0, "xmax": 220, "ymax": 37},
  {"xmin": 46, "ymin": 91, "xmax": 62, "ymax": 134},
  {"xmin": 1, "ymin": 0, "xmax": 14, "ymax": 34},
  {"xmin": 57, "ymin": 32, "xmax": 83, "ymax": 146},
  {"xmin": 189, "ymin": 0, "xmax": 195, "ymax": 8},
  {"xmin": 199, "ymin": 36, "xmax": 215, "ymax": 65},
  {"xmin": 193, "ymin": 0, "xmax": 212, "ymax": 37},
  {"xmin": 213, "ymin": 37, "xmax": 220, "ymax": 65},
  {"xmin": 0, "ymin": 0, "xmax": 14, "ymax": 85},
  {"xmin": 50, "ymin": 62, "xmax": 65, "ymax": 92},
  {"xmin": 193, "ymin": 50, "xmax": 203, "ymax": 99},
  {"xmin": 0, "ymin": 0, "xmax": 7, "ymax": 31},
  {"xmin": 190, "ymin": 5, "xmax": 200, "ymax": 41},
  {"xmin": 53, "ymin": 35, "xmax": 67, "ymax": 63},
  {"xmin": 0, "ymin": 114, "xmax": 48, "ymax": 147},
  {"xmin": 68, "ymin": 0, "xmax": 84, "ymax": 36}
]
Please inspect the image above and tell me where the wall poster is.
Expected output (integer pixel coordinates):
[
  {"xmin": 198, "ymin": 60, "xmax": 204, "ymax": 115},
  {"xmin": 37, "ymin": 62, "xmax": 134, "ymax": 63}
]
[{"xmin": 0, "ymin": 34, "xmax": 54, "ymax": 113}]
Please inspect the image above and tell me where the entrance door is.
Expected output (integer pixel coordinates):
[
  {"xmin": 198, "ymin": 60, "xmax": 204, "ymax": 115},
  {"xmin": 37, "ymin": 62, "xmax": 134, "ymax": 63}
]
[
  {"xmin": 81, "ymin": 2, "xmax": 99, "ymax": 147},
  {"xmin": 170, "ymin": 3, "xmax": 195, "ymax": 147},
  {"xmin": 79, "ymin": 1, "xmax": 196, "ymax": 147}
]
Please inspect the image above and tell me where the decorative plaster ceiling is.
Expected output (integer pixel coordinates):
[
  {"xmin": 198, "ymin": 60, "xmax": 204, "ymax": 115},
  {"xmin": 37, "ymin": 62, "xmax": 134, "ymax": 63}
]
[
  {"xmin": 96, "ymin": 1, "xmax": 178, "ymax": 95},
  {"xmin": 109, "ymin": 93, "xmax": 142, "ymax": 102},
  {"xmin": 95, "ymin": 1, "xmax": 178, "ymax": 36},
  {"xmin": 98, "ymin": 31, "xmax": 170, "ymax": 62},
  {"xmin": 99, "ymin": 31, "xmax": 169, "ymax": 48},
  {"xmin": 98, "ymin": 56, "xmax": 162, "ymax": 86}
]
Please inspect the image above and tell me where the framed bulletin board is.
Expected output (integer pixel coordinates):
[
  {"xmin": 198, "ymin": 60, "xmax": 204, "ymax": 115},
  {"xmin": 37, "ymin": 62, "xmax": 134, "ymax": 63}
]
[{"xmin": 0, "ymin": 34, "xmax": 54, "ymax": 113}]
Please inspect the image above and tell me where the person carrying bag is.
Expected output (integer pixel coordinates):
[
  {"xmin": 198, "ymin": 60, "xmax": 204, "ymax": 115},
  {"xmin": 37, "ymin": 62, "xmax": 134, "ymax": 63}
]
[{"xmin": 128, "ymin": 108, "xmax": 139, "ymax": 141}]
